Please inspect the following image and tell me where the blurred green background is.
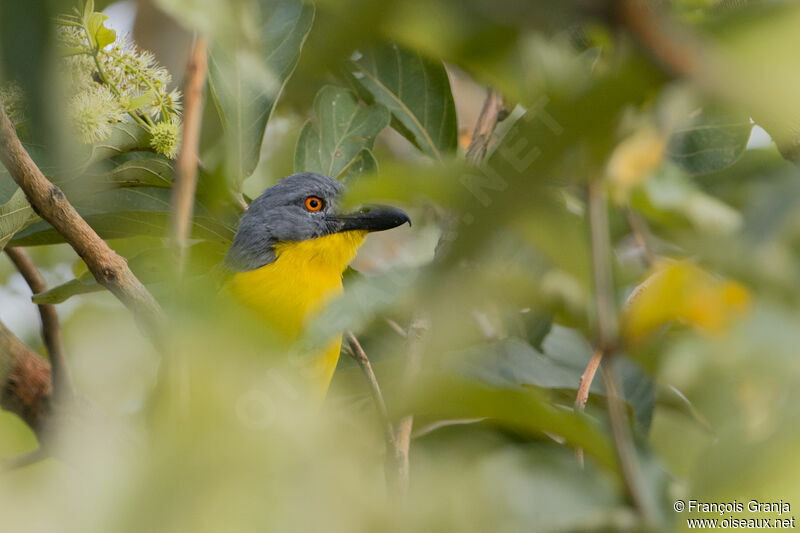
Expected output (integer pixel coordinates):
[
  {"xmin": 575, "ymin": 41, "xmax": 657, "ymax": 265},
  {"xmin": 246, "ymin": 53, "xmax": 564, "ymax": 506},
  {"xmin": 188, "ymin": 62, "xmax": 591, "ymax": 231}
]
[{"xmin": 2, "ymin": 0, "xmax": 800, "ymax": 531}]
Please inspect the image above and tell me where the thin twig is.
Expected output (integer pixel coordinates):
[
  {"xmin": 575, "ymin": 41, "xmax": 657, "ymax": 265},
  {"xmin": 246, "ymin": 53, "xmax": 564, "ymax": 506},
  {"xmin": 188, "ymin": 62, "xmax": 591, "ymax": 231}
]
[
  {"xmin": 465, "ymin": 88, "xmax": 506, "ymax": 166},
  {"xmin": 0, "ymin": 107, "xmax": 164, "ymax": 340},
  {"xmin": 601, "ymin": 359, "xmax": 650, "ymax": 520},
  {"xmin": 574, "ymin": 348, "xmax": 604, "ymax": 467},
  {"xmin": 0, "ymin": 447, "xmax": 48, "ymax": 471},
  {"xmin": 170, "ymin": 36, "xmax": 208, "ymax": 273},
  {"xmin": 345, "ymin": 331, "xmax": 407, "ymax": 494},
  {"xmin": 393, "ymin": 317, "xmax": 426, "ymax": 494},
  {"xmin": 616, "ymin": 0, "xmax": 700, "ymax": 78},
  {"xmin": 5, "ymin": 248, "xmax": 73, "ymax": 402},
  {"xmin": 588, "ymin": 181, "xmax": 652, "ymax": 525},
  {"xmin": 345, "ymin": 332, "xmax": 395, "ymax": 447},
  {"xmin": 575, "ymin": 349, "xmax": 604, "ymax": 412},
  {"xmin": 626, "ymin": 209, "xmax": 657, "ymax": 267},
  {"xmin": 384, "ymin": 318, "xmax": 407, "ymax": 338}
]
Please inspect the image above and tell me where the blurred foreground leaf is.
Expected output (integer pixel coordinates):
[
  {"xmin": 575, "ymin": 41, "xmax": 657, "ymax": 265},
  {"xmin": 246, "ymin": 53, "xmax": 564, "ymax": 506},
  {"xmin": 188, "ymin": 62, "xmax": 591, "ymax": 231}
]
[
  {"xmin": 33, "ymin": 242, "xmax": 226, "ymax": 304},
  {"xmin": 9, "ymin": 187, "xmax": 235, "ymax": 246},
  {"xmin": 398, "ymin": 374, "xmax": 619, "ymax": 473}
]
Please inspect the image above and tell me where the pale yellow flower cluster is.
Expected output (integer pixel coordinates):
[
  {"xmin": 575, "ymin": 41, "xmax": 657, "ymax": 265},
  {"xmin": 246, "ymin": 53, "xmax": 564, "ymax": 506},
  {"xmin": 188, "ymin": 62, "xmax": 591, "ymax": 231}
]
[{"xmin": 54, "ymin": 7, "xmax": 182, "ymax": 158}]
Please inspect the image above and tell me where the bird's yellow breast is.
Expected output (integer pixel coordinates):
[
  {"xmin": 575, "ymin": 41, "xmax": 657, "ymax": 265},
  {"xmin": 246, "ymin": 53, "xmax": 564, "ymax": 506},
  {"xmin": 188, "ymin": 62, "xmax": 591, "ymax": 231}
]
[{"xmin": 225, "ymin": 230, "xmax": 367, "ymax": 390}]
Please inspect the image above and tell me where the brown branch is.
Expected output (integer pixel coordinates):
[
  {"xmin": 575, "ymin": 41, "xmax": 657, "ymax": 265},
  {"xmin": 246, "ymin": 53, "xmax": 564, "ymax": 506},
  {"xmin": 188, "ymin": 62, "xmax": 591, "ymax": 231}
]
[
  {"xmin": 588, "ymin": 180, "xmax": 653, "ymax": 525},
  {"xmin": 465, "ymin": 89, "xmax": 506, "ymax": 166},
  {"xmin": 0, "ymin": 321, "xmax": 52, "ymax": 434},
  {"xmin": 344, "ymin": 331, "xmax": 413, "ymax": 495},
  {"xmin": 616, "ymin": 0, "xmax": 700, "ymax": 78},
  {"xmin": 5, "ymin": 248, "xmax": 73, "ymax": 402},
  {"xmin": 345, "ymin": 332, "xmax": 396, "ymax": 448},
  {"xmin": 0, "ymin": 107, "xmax": 164, "ymax": 338},
  {"xmin": 170, "ymin": 36, "xmax": 208, "ymax": 272}
]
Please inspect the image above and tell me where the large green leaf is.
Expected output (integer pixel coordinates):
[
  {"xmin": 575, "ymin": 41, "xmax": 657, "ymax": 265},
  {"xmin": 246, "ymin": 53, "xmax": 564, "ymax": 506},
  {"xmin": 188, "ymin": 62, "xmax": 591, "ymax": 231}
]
[
  {"xmin": 9, "ymin": 187, "xmax": 236, "ymax": 246},
  {"xmin": 294, "ymin": 85, "xmax": 389, "ymax": 180},
  {"xmin": 667, "ymin": 108, "xmax": 753, "ymax": 175},
  {"xmin": 206, "ymin": 0, "xmax": 314, "ymax": 189},
  {"xmin": 345, "ymin": 42, "xmax": 458, "ymax": 160}
]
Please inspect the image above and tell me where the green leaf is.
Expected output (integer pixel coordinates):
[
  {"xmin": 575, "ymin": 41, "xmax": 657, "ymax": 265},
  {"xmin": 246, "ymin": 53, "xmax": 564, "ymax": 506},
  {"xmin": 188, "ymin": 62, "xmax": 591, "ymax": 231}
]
[
  {"xmin": 126, "ymin": 90, "xmax": 158, "ymax": 112},
  {"xmin": 0, "ymin": 188, "xmax": 37, "ymax": 251},
  {"xmin": 345, "ymin": 42, "xmax": 458, "ymax": 160},
  {"xmin": 83, "ymin": 0, "xmax": 95, "ymax": 24},
  {"xmin": 667, "ymin": 108, "xmax": 753, "ymax": 175},
  {"xmin": 9, "ymin": 187, "xmax": 235, "ymax": 246},
  {"xmin": 32, "ymin": 276, "xmax": 101, "ymax": 304},
  {"xmin": 294, "ymin": 85, "xmax": 389, "ymax": 180},
  {"xmin": 205, "ymin": 0, "xmax": 315, "ymax": 189},
  {"xmin": 86, "ymin": 12, "xmax": 116, "ymax": 50}
]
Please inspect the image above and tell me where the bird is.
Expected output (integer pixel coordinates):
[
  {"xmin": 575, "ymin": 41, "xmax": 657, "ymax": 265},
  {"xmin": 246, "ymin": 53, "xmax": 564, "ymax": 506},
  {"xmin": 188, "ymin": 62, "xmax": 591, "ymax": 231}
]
[{"xmin": 222, "ymin": 172, "xmax": 410, "ymax": 397}]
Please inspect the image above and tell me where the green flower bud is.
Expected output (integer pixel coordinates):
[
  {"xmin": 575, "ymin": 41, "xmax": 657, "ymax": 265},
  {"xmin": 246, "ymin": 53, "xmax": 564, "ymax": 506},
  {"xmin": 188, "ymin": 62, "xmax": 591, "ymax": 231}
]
[{"xmin": 149, "ymin": 120, "xmax": 181, "ymax": 159}]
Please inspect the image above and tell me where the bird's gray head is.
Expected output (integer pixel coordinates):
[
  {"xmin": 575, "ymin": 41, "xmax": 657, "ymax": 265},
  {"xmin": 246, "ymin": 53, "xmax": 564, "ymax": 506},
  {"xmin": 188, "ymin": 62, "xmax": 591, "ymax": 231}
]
[{"xmin": 224, "ymin": 172, "xmax": 410, "ymax": 272}]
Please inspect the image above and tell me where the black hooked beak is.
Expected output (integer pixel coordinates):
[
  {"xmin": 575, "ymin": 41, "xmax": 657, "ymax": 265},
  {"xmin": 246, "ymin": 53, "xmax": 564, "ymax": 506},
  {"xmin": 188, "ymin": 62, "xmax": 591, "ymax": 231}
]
[{"xmin": 333, "ymin": 205, "xmax": 411, "ymax": 233}]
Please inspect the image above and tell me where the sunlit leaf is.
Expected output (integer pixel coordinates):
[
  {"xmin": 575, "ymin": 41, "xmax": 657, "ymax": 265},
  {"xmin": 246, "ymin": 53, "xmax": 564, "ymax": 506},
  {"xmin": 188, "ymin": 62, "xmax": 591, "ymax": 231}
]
[{"xmin": 86, "ymin": 12, "xmax": 116, "ymax": 50}]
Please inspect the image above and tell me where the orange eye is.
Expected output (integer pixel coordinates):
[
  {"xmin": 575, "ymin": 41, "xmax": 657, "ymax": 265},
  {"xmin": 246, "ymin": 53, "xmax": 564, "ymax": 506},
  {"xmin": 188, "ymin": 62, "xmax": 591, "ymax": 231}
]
[{"xmin": 304, "ymin": 196, "xmax": 324, "ymax": 212}]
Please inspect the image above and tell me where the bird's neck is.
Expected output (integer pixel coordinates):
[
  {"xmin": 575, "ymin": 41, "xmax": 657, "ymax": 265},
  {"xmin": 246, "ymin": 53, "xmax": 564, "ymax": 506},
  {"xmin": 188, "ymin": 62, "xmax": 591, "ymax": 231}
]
[
  {"xmin": 272, "ymin": 230, "xmax": 368, "ymax": 275},
  {"xmin": 226, "ymin": 230, "xmax": 368, "ymax": 337}
]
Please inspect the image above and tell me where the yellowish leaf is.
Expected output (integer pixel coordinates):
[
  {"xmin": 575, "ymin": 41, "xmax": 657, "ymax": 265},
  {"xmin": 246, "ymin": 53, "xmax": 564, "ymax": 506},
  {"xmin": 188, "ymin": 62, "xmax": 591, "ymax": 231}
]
[
  {"xmin": 606, "ymin": 127, "xmax": 665, "ymax": 203},
  {"xmin": 622, "ymin": 261, "xmax": 750, "ymax": 343}
]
